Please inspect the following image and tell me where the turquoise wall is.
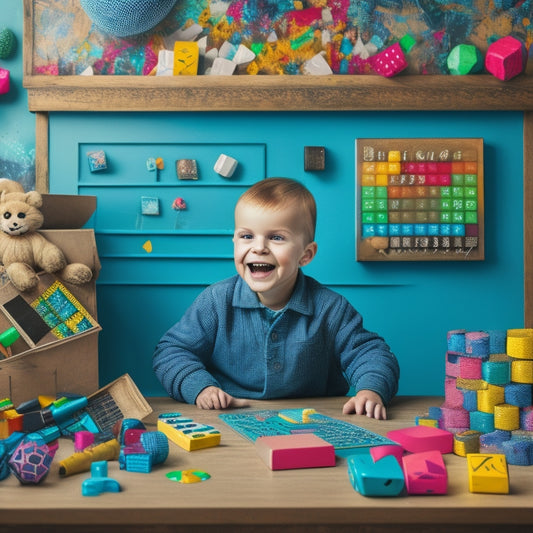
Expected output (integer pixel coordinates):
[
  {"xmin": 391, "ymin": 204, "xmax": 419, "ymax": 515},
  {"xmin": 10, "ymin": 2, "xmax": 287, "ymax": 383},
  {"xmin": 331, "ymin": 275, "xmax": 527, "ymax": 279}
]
[
  {"xmin": 47, "ymin": 110, "xmax": 524, "ymax": 398},
  {"xmin": 1, "ymin": 1, "xmax": 526, "ymax": 400}
]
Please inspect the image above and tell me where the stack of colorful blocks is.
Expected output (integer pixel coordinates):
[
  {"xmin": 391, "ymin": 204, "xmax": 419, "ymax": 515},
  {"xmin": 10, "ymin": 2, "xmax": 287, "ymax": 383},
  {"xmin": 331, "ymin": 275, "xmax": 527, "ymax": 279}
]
[{"xmin": 421, "ymin": 328, "xmax": 533, "ymax": 465}]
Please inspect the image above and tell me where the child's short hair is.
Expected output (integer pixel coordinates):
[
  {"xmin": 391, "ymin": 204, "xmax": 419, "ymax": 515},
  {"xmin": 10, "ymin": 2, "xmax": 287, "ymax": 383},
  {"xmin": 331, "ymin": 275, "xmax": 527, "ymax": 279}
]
[{"xmin": 237, "ymin": 178, "xmax": 317, "ymax": 242}]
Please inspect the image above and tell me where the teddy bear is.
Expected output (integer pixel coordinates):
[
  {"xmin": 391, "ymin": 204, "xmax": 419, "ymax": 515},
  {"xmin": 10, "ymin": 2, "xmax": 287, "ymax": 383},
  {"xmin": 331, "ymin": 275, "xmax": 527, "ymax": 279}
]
[{"xmin": 0, "ymin": 179, "xmax": 93, "ymax": 292}]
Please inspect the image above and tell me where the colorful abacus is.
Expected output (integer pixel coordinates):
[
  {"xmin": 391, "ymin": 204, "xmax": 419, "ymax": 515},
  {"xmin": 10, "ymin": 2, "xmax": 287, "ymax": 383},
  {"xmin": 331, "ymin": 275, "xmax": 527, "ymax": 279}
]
[
  {"xmin": 357, "ymin": 138, "xmax": 484, "ymax": 261},
  {"xmin": 422, "ymin": 329, "xmax": 533, "ymax": 465}
]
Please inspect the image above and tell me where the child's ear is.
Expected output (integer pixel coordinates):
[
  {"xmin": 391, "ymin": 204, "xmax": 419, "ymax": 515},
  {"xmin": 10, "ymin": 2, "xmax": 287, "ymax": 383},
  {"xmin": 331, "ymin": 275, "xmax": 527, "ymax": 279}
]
[{"xmin": 299, "ymin": 241, "xmax": 318, "ymax": 266}]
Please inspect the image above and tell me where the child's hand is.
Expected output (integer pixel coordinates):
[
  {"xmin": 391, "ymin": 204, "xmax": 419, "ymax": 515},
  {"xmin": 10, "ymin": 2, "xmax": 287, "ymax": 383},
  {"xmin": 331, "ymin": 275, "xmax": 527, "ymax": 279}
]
[
  {"xmin": 195, "ymin": 386, "xmax": 249, "ymax": 410},
  {"xmin": 342, "ymin": 390, "xmax": 387, "ymax": 420}
]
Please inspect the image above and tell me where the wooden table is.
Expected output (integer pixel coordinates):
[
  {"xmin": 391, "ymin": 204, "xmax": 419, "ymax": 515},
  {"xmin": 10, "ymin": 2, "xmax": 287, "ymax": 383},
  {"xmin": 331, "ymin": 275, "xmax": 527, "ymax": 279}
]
[{"xmin": 1, "ymin": 396, "xmax": 533, "ymax": 532}]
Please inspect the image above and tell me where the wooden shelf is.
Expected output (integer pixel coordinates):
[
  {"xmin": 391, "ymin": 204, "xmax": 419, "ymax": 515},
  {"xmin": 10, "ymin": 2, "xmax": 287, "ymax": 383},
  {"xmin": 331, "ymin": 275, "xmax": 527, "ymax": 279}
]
[{"xmin": 23, "ymin": 73, "xmax": 533, "ymax": 112}]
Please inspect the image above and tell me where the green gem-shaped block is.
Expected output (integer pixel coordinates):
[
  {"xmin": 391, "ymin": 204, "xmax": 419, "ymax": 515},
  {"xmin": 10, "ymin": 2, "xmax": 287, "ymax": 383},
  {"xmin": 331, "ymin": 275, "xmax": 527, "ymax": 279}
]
[{"xmin": 447, "ymin": 44, "xmax": 483, "ymax": 75}]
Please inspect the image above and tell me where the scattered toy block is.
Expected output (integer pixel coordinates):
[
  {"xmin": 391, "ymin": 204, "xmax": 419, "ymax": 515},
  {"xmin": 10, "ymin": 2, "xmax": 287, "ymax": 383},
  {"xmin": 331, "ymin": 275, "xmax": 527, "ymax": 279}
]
[
  {"xmin": 157, "ymin": 413, "xmax": 221, "ymax": 451},
  {"xmin": 467, "ymin": 453, "xmax": 509, "ymax": 493},
  {"xmin": 304, "ymin": 146, "xmax": 326, "ymax": 171},
  {"xmin": 173, "ymin": 41, "xmax": 199, "ymax": 75},
  {"xmin": 254, "ymin": 433, "xmax": 335, "ymax": 471},
  {"xmin": 387, "ymin": 425, "xmax": 453, "ymax": 454},
  {"xmin": 86, "ymin": 150, "xmax": 107, "ymax": 172},
  {"xmin": 82, "ymin": 460, "xmax": 120, "ymax": 496},
  {"xmin": 447, "ymin": 44, "xmax": 483, "ymax": 75},
  {"xmin": 141, "ymin": 196, "xmax": 160, "ymax": 215},
  {"xmin": 209, "ymin": 57, "xmax": 236, "ymax": 76},
  {"xmin": 176, "ymin": 159, "xmax": 198, "ymax": 180},
  {"xmin": 214, "ymin": 154, "xmax": 238, "ymax": 178},
  {"xmin": 369, "ymin": 43, "xmax": 407, "ymax": 77},
  {"xmin": 402, "ymin": 450, "xmax": 447, "ymax": 495},
  {"xmin": 348, "ymin": 453, "xmax": 405, "ymax": 497},
  {"xmin": 485, "ymin": 35, "xmax": 527, "ymax": 81}
]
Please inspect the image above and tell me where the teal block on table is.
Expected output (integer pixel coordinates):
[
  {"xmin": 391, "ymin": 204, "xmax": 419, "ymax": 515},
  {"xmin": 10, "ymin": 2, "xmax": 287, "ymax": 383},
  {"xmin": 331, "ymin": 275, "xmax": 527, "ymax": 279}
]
[
  {"xmin": 428, "ymin": 224, "xmax": 439, "ymax": 236},
  {"xmin": 440, "ymin": 224, "xmax": 451, "ymax": 235},
  {"xmin": 347, "ymin": 453, "xmax": 404, "ymax": 497},
  {"xmin": 414, "ymin": 224, "xmax": 427, "ymax": 236}
]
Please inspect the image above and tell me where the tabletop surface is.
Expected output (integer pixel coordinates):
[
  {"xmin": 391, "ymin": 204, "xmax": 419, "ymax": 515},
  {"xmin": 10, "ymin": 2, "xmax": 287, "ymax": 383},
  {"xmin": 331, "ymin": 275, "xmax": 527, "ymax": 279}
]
[{"xmin": 1, "ymin": 395, "xmax": 533, "ymax": 531}]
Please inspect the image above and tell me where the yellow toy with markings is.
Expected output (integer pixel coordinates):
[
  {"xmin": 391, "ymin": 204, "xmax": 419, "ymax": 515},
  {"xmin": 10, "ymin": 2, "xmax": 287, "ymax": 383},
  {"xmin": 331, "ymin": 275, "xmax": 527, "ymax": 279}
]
[
  {"xmin": 157, "ymin": 413, "xmax": 220, "ymax": 451},
  {"xmin": 467, "ymin": 453, "xmax": 509, "ymax": 494}
]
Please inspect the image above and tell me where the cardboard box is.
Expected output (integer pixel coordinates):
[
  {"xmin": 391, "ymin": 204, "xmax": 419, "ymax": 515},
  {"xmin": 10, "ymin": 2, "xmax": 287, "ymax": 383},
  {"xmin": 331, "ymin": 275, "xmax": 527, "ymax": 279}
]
[{"xmin": 0, "ymin": 194, "xmax": 100, "ymax": 405}]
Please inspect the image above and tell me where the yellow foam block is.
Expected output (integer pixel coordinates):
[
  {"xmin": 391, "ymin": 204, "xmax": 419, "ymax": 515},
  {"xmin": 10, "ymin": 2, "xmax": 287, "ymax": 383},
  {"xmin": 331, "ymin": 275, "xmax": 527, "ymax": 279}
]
[
  {"xmin": 467, "ymin": 453, "xmax": 509, "ymax": 494},
  {"xmin": 173, "ymin": 41, "xmax": 199, "ymax": 75}
]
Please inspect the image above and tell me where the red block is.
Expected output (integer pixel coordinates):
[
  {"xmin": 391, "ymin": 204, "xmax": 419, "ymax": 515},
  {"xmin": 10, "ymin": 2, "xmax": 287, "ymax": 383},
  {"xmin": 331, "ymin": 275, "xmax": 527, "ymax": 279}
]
[
  {"xmin": 286, "ymin": 7, "xmax": 322, "ymax": 27},
  {"xmin": 370, "ymin": 43, "xmax": 407, "ymax": 77},
  {"xmin": 485, "ymin": 36, "xmax": 526, "ymax": 81}
]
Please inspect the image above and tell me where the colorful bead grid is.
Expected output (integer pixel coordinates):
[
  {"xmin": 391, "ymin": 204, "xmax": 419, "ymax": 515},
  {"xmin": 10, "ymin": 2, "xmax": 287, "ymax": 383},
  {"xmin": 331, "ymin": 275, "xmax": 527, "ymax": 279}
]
[{"xmin": 357, "ymin": 139, "xmax": 483, "ymax": 261}]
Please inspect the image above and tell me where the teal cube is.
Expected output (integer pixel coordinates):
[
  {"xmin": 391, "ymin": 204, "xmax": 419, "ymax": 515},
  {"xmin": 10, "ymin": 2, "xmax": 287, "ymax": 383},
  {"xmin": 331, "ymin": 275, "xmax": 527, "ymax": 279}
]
[{"xmin": 347, "ymin": 454, "xmax": 405, "ymax": 497}]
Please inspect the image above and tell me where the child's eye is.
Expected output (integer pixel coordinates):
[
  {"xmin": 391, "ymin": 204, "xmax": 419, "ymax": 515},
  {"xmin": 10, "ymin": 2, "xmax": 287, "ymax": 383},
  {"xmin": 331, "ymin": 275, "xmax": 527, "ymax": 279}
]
[
  {"xmin": 270, "ymin": 234, "xmax": 285, "ymax": 241},
  {"xmin": 240, "ymin": 233, "xmax": 253, "ymax": 240}
]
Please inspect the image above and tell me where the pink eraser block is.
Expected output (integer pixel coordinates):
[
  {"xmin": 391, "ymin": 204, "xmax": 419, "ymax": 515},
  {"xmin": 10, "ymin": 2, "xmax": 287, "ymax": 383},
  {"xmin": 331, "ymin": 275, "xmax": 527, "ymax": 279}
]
[
  {"xmin": 370, "ymin": 444, "xmax": 404, "ymax": 463},
  {"xmin": 402, "ymin": 450, "xmax": 447, "ymax": 495},
  {"xmin": 254, "ymin": 433, "xmax": 336, "ymax": 470},
  {"xmin": 386, "ymin": 426, "xmax": 453, "ymax": 454},
  {"xmin": 485, "ymin": 35, "xmax": 526, "ymax": 81}
]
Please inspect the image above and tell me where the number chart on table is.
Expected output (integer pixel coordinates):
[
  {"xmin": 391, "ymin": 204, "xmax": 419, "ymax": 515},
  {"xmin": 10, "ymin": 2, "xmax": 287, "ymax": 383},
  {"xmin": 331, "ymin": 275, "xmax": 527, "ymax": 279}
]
[{"xmin": 356, "ymin": 138, "xmax": 484, "ymax": 262}]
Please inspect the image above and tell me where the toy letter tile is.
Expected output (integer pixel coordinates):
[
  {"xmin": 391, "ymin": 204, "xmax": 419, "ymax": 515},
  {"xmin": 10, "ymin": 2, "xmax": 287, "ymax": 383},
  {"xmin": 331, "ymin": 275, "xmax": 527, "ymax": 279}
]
[
  {"xmin": 467, "ymin": 453, "xmax": 509, "ymax": 493},
  {"xmin": 87, "ymin": 150, "xmax": 107, "ymax": 172},
  {"xmin": 370, "ymin": 43, "xmax": 407, "ymax": 77},
  {"xmin": 0, "ymin": 67, "xmax": 10, "ymax": 95},
  {"xmin": 141, "ymin": 197, "xmax": 160, "ymax": 215},
  {"xmin": 176, "ymin": 159, "xmax": 198, "ymax": 180},
  {"xmin": 173, "ymin": 41, "xmax": 199, "ymax": 76},
  {"xmin": 401, "ymin": 450, "xmax": 447, "ymax": 495}
]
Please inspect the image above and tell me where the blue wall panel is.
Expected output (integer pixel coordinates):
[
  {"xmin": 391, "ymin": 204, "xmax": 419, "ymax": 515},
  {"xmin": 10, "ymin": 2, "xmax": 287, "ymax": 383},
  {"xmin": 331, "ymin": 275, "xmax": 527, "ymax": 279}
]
[{"xmin": 49, "ymin": 111, "xmax": 524, "ymax": 398}]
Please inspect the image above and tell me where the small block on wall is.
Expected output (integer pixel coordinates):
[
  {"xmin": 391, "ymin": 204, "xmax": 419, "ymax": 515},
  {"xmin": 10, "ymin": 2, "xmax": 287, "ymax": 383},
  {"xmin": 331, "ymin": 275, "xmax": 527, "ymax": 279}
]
[
  {"xmin": 304, "ymin": 146, "xmax": 325, "ymax": 171},
  {"xmin": 87, "ymin": 150, "xmax": 107, "ymax": 172},
  {"xmin": 176, "ymin": 159, "xmax": 198, "ymax": 180},
  {"xmin": 141, "ymin": 197, "xmax": 160, "ymax": 215}
]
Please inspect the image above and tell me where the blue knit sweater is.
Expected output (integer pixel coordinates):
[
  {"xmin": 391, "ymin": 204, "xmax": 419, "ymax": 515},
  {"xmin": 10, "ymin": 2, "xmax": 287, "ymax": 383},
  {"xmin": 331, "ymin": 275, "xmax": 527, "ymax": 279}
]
[{"xmin": 153, "ymin": 272, "xmax": 399, "ymax": 405}]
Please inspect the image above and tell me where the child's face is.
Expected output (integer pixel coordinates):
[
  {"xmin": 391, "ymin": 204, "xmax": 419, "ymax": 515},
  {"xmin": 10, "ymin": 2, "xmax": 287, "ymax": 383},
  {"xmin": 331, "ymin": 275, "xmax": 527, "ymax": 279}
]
[{"xmin": 233, "ymin": 200, "xmax": 317, "ymax": 310}]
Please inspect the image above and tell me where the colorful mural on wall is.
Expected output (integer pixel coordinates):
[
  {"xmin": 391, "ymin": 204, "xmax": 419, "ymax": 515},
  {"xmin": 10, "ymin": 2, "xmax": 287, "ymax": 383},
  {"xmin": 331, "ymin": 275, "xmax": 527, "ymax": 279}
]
[{"xmin": 32, "ymin": 0, "xmax": 532, "ymax": 76}]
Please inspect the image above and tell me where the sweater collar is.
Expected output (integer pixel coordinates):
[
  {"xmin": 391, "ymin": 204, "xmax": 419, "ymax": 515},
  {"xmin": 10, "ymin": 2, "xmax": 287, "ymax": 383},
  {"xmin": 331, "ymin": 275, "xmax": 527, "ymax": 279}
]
[{"xmin": 233, "ymin": 271, "xmax": 314, "ymax": 316}]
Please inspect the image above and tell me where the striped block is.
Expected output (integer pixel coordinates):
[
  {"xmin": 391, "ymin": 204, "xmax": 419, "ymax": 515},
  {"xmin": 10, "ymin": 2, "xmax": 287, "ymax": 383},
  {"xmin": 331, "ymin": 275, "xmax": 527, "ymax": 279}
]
[
  {"xmin": 470, "ymin": 411, "xmax": 495, "ymax": 434},
  {"xmin": 494, "ymin": 404, "xmax": 520, "ymax": 431},
  {"xmin": 507, "ymin": 328, "xmax": 533, "ymax": 359},
  {"xmin": 453, "ymin": 430, "xmax": 481, "ymax": 456},
  {"xmin": 504, "ymin": 383, "xmax": 532, "ymax": 408}
]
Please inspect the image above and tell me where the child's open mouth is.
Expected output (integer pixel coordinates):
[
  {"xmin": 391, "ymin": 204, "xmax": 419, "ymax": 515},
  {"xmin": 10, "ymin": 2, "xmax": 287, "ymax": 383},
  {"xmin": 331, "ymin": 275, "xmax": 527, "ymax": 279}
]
[{"xmin": 248, "ymin": 262, "xmax": 275, "ymax": 274}]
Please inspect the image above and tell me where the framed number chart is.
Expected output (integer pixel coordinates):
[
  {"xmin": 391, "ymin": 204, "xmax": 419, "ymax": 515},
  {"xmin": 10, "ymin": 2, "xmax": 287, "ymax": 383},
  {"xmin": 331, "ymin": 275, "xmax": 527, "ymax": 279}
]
[{"xmin": 356, "ymin": 138, "xmax": 484, "ymax": 262}]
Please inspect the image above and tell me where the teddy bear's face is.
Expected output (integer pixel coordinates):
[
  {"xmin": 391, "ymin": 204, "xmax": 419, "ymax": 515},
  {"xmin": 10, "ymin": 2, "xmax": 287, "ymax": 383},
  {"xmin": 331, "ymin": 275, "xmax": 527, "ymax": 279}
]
[{"xmin": 0, "ymin": 197, "xmax": 44, "ymax": 237}]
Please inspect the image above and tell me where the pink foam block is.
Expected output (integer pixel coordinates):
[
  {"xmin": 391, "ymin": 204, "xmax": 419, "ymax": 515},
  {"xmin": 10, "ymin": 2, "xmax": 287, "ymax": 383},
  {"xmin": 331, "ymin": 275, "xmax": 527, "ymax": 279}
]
[
  {"xmin": 254, "ymin": 433, "xmax": 336, "ymax": 470},
  {"xmin": 369, "ymin": 444, "xmax": 404, "ymax": 463},
  {"xmin": 485, "ymin": 36, "xmax": 526, "ymax": 81},
  {"xmin": 386, "ymin": 425, "xmax": 453, "ymax": 454},
  {"xmin": 0, "ymin": 68, "xmax": 10, "ymax": 95},
  {"xmin": 402, "ymin": 450, "xmax": 447, "ymax": 495}
]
